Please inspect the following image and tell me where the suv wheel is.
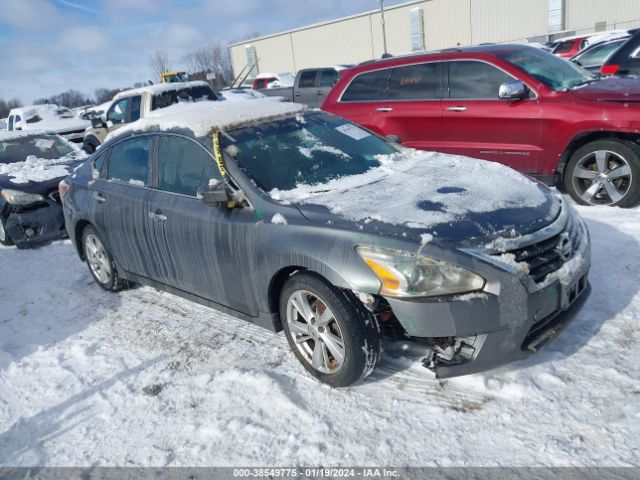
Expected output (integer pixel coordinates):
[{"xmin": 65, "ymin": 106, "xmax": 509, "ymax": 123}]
[
  {"xmin": 82, "ymin": 225, "xmax": 125, "ymax": 291},
  {"xmin": 565, "ymin": 140, "xmax": 640, "ymax": 207},
  {"xmin": 0, "ymin": 216, "xmax": 14, "ymax": 246},
  {"xmin": 82, "ymin": 141, "xmax": 96, "ymax": 154},
  {"xmin": 280, "ymin": 272, "xmax": 382, "ymax": 387}
]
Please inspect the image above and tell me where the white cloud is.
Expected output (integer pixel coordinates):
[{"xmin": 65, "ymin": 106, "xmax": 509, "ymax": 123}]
[
  {"xmin": 58, "ymin": 26, "xmax": 110, "ymax": 53},
  {"xmin": 0, "ymin": 0, "xmax": 64, "ymax": 30}
]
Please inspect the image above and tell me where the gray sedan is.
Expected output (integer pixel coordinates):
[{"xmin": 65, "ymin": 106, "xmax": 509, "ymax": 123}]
[{"xmin": 61, "ymin": 101, "xmax": 591, "ymax": 387}]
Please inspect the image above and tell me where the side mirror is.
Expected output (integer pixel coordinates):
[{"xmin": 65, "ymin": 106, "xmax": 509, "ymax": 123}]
[
  {"xmin": 386, "ymin": 134, "xmax": 402, "ymax": 144},
  {"xmin": 198, "ymin": 181, "xmax": 229, "ymax": 206},
  {"xmin": 499, "ymin": 80, "xmax": 528, "ymax": 101},
  {"xmin": 92, "ymin": 117, "xmax": 106, "ymax": 128}
]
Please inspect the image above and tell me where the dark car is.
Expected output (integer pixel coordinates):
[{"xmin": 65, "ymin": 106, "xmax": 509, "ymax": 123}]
[
  {"xmin": 61, "ymin": 100, "xmax": 591, "ymax": 387},
  {"xmin": 0, "ymin": 132, "xmax": 84, "ymax": 247},
  {"xmin": 322, "ymin": 44, "xmax": 640, "ymax": 207},
  {"xmin": 601, "ymin": 29, "xmax": 640, "ymax": 76}
]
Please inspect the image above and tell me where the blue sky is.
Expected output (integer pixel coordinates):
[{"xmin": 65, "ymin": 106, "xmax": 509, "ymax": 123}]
[{"xmin": 0, "ymin": 0, "xmax": 406, "ymax": 104}]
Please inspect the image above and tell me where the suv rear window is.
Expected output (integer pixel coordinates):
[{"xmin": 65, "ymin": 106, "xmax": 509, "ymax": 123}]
[
  {"xmin": 388, "ymin": 63, "xmax": 440, "ymax": 100},
  {"xmin": 152, "ymin": 85, "xmax": 218, "ymax": 111},
  {"xmin": 341, "ymin": 69, "xmax": 391, "ymax": 102},
  {"xmin": 447, "ymin": 61, "xmax": 512, "ymax": 99}
]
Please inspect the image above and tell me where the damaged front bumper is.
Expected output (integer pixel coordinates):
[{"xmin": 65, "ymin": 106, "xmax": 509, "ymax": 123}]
[
  {"xmin": 3, "ymin": 193, "xmax": 67, "ymax": 247},
  {"xmin": 384, "ymin": 206, "xmax": 591, "ymax": 379}
]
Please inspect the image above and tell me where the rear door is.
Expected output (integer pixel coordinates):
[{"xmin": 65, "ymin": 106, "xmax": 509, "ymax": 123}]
[
  {"xmin": 93, "ymin": 135, "xmax": 155, "ymax": 277},
  {"xmin": 314, "ymin": 69, "xmax": 340, "ymax": 108},
  {"xmin": 367, "ymin": 62, "xmax": 443, "ymax": 150},
  {"xmin": 295, "ymin": 70, "xmax": 320, "ymax": 106},
  {"xmin": 441, "ymin": 60, "xmax": 542, "ymax": 173},
  {"xmin": 145, "ymin": 134, "xmax": 259, "ymax": 315}
]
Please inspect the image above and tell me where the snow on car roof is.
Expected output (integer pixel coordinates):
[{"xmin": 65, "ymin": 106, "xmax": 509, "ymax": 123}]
[
  {"xmin": 106, "ymin": 99, "xmax": 307, "ymax": 141},
  {"xmin": 0, "ymin": 130, "xmax": 57, "ymax": 141},
  {"xmin": 113, "ymin": 81, "xmax": 213, "ymax": 99}
]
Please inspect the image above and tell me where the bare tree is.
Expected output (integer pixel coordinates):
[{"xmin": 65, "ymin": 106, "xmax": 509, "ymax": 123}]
[
  {"xmin": 0, "ymin": 98, "xmax": 21, "ymax": 118},
  {"xmin": 182, "ymin": 42, "xmax": 234, "ymax": 88},
  {"xmin": 149, "ymin": 49, "xmax": 170, "ymax": 81},
  {"xmin": 33, "ymin": 89, "xmax": 92, "ymax": 108}
]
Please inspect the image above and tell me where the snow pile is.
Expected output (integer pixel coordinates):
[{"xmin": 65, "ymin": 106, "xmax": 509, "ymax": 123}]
[
  {"xmin": 271, "ymin": 213, "xmax": 287, "ymax": 225},
  {"xmin": 0, "ymin": 154, "xmax": 81, "ymax": 184},
  {"xmin": 270, "ymin": 149, "xmax": 548, "ymax": 229},
  {"xmin": 106, "ymin": 99, "xmax": 306, "ymax": 141},
  {"xmin": 113, "ymin": 80, "xmax": 212, "ymax": 98}
]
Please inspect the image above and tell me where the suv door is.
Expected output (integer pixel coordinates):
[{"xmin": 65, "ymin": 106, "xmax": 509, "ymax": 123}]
[
  {"xmin": 295, "ymin": 70, "xmax": 320, "ymax": 106},
  {"xmin": 92, "ymin": 135, "xmax": 154, "ymax": 277},
  {"xmin": 105, "ymin": 95, "xmax": 142, "ymax": 135},
  {"xmin": 441, "ymin": 60, "xmax": 542, "ymax": 173},
  {"xmin": 368, "ymin": 62, "xmax": 443, "ymax": 150},
  {"xmin": 146, "ymin": 134, "xmax": 258, "ymax": 315}
]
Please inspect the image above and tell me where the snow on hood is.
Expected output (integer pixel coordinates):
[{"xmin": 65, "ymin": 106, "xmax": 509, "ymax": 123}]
[
  {"xmin": 106, "ymin": 99, "xmax": 307, "ymax": 141},
  {"xmin": 269, "ymin": 149, "xmax": 550, "ymax": 231},
  {"xmin": 0, "ymin": 153, "xmax": 84, "ymax": 185}
]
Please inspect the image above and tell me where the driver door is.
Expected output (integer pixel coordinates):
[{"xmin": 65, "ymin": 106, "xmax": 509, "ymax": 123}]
[{"xmin": 106, "ymin": 95, "xmax": 142, "ymax": 135}]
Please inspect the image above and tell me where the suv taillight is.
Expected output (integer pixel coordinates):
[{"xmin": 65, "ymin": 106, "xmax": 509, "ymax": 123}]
[
  {"xmin": 601, "ymin": 64, "xmax": 620, "ymax": 76},
  {"xmin": 59, "ymin": 179, "xmax": 70, "ymax": 204}
]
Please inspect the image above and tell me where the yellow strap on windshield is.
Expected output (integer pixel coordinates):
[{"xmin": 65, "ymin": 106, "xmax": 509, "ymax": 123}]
[{"xmin": 212, "ymin": 128, "xmax": 227, "ymax": 178}]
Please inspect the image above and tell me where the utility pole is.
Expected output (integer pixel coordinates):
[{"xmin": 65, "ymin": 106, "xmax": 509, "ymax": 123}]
[{"xmin": 380, "ymin": 0, "xmax": 388, "ymax": 57}]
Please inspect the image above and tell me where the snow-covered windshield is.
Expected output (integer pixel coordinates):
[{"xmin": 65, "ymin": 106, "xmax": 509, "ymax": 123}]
[
  {"xmin": 0, "ymin": 134, "xmax": 75, "ymax": 164},
  {"xmin": 501, "ymin": 47, "xmax": 596, "ymax": 91},
  {"xmin": 222, "ymin": 111, "xmax": 397, "ymax": 191}
]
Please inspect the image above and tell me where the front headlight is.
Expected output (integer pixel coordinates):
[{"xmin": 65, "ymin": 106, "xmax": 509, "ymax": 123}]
[
  {"xmin": 1, "ymin": 189, "xmax": 45, "ymax": 206},
  {"xmin": 357, "ymin": 245, "xmax": 485, "ymax": 298}
]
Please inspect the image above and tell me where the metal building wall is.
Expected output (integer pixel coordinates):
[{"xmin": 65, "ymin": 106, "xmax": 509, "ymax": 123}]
[
  {"xmin": 470, "ymin": 0, "xmax": 548, "ymax": 44},
  {"xmin": 565, "ymin": 0, "xmax": 640, "ymax": 34}
]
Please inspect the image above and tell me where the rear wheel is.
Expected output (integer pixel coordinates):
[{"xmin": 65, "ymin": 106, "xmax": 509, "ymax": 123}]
[
  {"xmin": 82, "ymin": 140, "xmax": 97, "ymax": 154},
  {"xmin": 0, "ymin": 216, "xmax": 14, "ymax": 247},
  {"xmin": 280, "ymin": 272, "xmax": 382, "ymax": 387},
  {"xmin": 564, "ymin": 140, "xmax": 640, "ymax": 207},
  {"xmin": 82, "ymin": 225, "xmax": 125, "ymax": 291}
]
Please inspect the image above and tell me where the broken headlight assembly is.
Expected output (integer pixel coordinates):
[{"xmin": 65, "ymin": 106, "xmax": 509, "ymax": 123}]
[
  {"xmin": 1, "ymin": 189, "xmax": 45, "ymax": 206},
  {"xmin": 356, "ymin": 245, "xmax": 485, "ymax": 298}
]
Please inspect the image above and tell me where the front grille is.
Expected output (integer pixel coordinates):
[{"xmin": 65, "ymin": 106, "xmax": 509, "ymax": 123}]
[{"xmin": 493, "ymin": 213, "xmax": 581, "ymax": 283}]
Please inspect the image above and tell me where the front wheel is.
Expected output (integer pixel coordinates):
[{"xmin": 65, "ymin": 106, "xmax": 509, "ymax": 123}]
[
  {"xmin": 280, "ymin": 272, "xmax": 382, "ymax": 387},
  {"xmin": 564, "ymin": 140, "xmax": 640, "ymax": 207},
  {"xmin": 82, "ymin": 225, "xmax": 125, "ymax": 291}
]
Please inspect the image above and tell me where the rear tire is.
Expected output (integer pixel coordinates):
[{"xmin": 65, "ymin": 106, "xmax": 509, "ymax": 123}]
[
  {"xmin": 564, "ymin": 140, "xmax": 640, "ymax": 207},
  {"xmin": 81, "ymin": 225, "xmax": 125, "ymax": 292},
  {"xmin": 0, "ymin": 216, "xmax": 14, "ymax": 247},
  {"xmin": 280, "ymin": 272, "xmax": 382, "ymax": 387}
]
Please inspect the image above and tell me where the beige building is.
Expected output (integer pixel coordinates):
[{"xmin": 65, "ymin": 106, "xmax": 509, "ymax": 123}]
[{"xmin": 229, "ymin": 0, "xmax": 640, "ymax": 79}]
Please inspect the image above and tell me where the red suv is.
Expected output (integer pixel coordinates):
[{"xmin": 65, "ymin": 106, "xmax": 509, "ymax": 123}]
[{"xmin": 322, "ymin": 45, "xmax": 640, "ymax": 207}]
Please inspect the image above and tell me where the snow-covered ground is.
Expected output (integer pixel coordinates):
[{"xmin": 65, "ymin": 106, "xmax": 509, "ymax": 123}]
[{"xmin": 0, "ymin": 203, "xmax": 639, "ymax": 467}]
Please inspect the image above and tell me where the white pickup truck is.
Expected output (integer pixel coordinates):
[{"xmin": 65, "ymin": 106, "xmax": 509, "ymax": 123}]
[{"xmin": 83, "ymin": 81, "xmax": 221, "ymax": 152}]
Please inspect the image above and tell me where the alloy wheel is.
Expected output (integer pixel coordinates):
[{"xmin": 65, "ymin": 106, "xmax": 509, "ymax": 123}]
[
  {"xmin": 571, "ymin": 149, "xmax": 632, "ymax": 205},
  {"xmin": 286, "ymin": 290, "xmax": 346, "ymax": 374},
  {"xmin": 85, "ymin": 233, "xmax": 112, "ymax": 284}
]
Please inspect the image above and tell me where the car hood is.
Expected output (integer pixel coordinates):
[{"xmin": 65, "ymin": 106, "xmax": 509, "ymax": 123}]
[
  {"xmin": 0, "ymin": 157, "xmax": 84, "ymax": 194},
  {"xmin": 570, "ymin": 77, "xmax": 640, "ymax": 102},
  {"xmin": 270, "ymin": 150, "xmax": 561, "ymax": 245}
]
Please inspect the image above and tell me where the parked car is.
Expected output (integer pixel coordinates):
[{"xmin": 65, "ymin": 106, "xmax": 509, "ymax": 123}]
[
  {"xmin": 601, "ymin": 29, "xmax": 640, "ymax": 77},
  {"xmin": 61, "ymin": 100, "xmax": 590, "ymax": 387},
  {"xmin": 83, "ymin": 81, "xmax": 221, "ymax": 153},
  {"xmin": 0, "ymin": 131, "xmax": 84, "ymax": 247},
  {"xmin": 6, "ymin": 105, "xmax": 90, "ymax": 143},
  {"xmin": 322, "ymin": 44, "xmax": 640, "ymax": 207},
  {"xmin": 571, "ymin": 36, "xmax": 629, "ymax": 73},
  {"xmin": 550, "ymin": 34, "xmax": 591, "ymax": 58},
  {"xmin": 251, "ymin": 72, "xmax": 295, "ymax": 90},
  {"xmin": 257, "ymin": 66, "xmax": 352, "ymax": 107}
]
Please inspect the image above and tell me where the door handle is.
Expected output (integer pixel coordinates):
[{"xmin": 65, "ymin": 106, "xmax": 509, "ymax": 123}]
[
  {"xmin": 92, "ymin": 192, "xmax": 106, "ymax": 203},
  {"xmin": 447, "ymin": 106, "xmax": 468, "ymax": 112},
  {"xmin": 376, "ymin": 107, "xmax": 393, "ymax": 112},
  {"xmin": 148, "ymin": 211, "xmax": 167, "ymax": 222},
  {"xmin": 295, "ymin": 92, "xmax": 301, "ymax": 97},
  {"xmin": 317, "ymin": 90, "xmax": 324, "ymax": 95}
]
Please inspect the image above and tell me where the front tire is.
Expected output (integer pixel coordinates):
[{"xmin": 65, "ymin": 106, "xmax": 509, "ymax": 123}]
[
  {"xmin": 280, "ymin": 272, "xmax": 382, "ymax": 387},
  {"xmin": 0, "ymin": 215, "xmax": 14, "ymax": 247},
  {"xmin": 564, "ymin": 140, "xmax": 640, "ymax": 207},
  {"xmin": 81, "ymin": 225, "xmax": 125, "ymax": 291}
]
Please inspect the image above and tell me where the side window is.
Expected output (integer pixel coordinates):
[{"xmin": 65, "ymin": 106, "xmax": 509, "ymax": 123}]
[
  {"xmin": 341, "ymin": 69, "xmax": 391, "ymax": 102},
  {"xmin": 107, "ymin": 136, "xmax": 150, "ymax": 185},
  {"xmin": 157, "ymin": 136, "xmax": 221, "ymax": 196},
  {"xmin": 298, "ymin": 71, "xmax": 317, "ymax": 88},
  {"xmin": 448, "ymin": 61, "xmax": 512, "ymax": 99},
  {"xmin": 93, "ymin": 150, "xmax": 108, "ymax": 177},
  {"xmin": 318, "ymin": 69, "xmax": 339, "ymax": 87},
  {"xmin": 553, "ymin": 41, "xmax": 574, "ymax": 54},
  {"xmin": 130, "ymin": 96, "xmax": 142, "ymax": 122},
  {"xmin": 107, "ymin": 98, "xmax": 129, "ymax": 124},
  {"xmin": 388, "ymin": 63, "xmax": 440, "ymax": 100}
]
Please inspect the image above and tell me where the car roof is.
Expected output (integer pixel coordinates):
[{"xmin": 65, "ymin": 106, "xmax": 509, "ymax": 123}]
[
  {"xmin": 113, "ymin": 81, "xmax": 213, "ymax": 100},
  {"xmin": 105, "ymin": 98, "xmax": 307, "ymax": 142}
]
